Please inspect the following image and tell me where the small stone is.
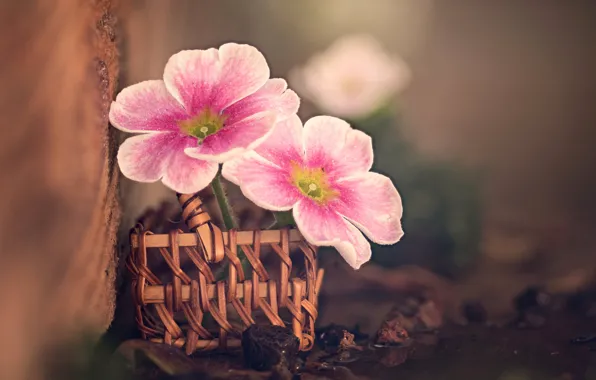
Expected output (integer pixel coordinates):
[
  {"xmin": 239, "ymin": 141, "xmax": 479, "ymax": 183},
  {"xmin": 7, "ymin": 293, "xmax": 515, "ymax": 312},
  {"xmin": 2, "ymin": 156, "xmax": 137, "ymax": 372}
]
[
  {"xmin": 317, "ymin": 325, "xmax": 345, "ymax": 351},
  {"xmin": 375, "ymin": 319, "xmax": 410, "ymax": 346},
  {"xmin": 514, "ymin": 287, "xmax": 550, "ymax": 312},
  {"xmin": 317, "ymin": 324, "xmax": 349, "ymax": 351},
  {"xmin": 241, "ymin": 325, "xmax": 299, "ymax": 372},
  {"xmin": 338, "ymin": 331, "xmax": 357, "ymax": 351},
  {"xmin": 463, "ymin": 301, "xmax": 487, "ymax": 323}
]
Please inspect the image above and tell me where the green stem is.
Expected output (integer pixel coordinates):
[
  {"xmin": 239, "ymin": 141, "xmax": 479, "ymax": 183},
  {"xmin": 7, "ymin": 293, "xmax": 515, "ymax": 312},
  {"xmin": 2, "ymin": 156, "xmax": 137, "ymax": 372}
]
[
  {"xmin": 211, "ymin": 173, "xmax": 251, "ymax": 281},
  {"xmin": 211, "ymin": 174, "xmax": 237, "ymax": 230},
  {"xmin": 273, "ymin": 211, "xmax": 296, "ymax": 228}
]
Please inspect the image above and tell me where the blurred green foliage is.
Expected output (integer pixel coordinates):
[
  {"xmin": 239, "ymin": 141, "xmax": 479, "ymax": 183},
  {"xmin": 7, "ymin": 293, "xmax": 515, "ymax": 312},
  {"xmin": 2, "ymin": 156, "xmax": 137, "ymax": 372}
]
[{"xmin": 352, "ymin": 106, "xmax": 483, "ymax": 277}]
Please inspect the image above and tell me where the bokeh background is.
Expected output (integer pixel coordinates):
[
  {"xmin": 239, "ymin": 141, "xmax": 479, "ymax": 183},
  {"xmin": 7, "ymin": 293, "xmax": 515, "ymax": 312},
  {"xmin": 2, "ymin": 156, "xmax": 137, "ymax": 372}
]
[
  {"xmin": 2, "ymin": 1, "xmax": 596, "ymax": 379},
  {"xmin": 121, "ymin": 0, "xmax": 596, "ymax": 320}
]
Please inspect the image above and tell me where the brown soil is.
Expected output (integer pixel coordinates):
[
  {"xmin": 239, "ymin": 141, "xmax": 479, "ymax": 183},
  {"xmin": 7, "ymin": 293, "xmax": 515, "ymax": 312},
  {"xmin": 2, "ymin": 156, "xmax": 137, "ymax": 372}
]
[{"xmin": 108, "ymin": 311, "xmax": 596, "ymax": 380}]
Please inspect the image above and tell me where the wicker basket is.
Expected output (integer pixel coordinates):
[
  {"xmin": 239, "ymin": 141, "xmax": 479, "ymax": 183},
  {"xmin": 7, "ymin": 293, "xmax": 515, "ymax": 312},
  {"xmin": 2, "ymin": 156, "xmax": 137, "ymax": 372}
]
[{"xmin": 127, "ymin": 193, "xmax": 324, "ymax": 355}]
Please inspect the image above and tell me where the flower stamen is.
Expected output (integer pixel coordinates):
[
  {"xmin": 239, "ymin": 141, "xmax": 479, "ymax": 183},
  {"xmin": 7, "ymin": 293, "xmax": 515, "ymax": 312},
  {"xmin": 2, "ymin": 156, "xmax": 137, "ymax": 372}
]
[
  {"xmin": 178, "ymin": 108, "xmax": 227, "ymax": 144},
  {"xmin": 291, "ymin": 162, "xmax": 338, "ymax": 203}
]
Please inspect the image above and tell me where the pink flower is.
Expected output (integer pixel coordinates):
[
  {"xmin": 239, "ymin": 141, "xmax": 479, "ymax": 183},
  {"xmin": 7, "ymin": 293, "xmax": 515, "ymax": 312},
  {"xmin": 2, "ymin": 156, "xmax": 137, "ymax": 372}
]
[
  {"xmin": 109, "ymin": 43, "xmax": 299, "ymax": 194},
  {"xmin": 222, "ymin": 115, "xmax": 404, "ymax": 269},
  {"xmin": 290, "ymin": 34, "xmax": 411, "ymax": 119}
]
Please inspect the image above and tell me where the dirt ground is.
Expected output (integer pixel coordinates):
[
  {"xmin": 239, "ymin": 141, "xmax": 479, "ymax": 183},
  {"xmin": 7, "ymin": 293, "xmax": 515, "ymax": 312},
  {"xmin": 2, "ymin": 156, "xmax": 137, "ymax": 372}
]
[
  {"xmin": 96, "ymin": 309, "xmax": 596, "ymax": 380},
  {"xmin": 350, "ymin": 316, "xmax": 596, "ymax": 380}
]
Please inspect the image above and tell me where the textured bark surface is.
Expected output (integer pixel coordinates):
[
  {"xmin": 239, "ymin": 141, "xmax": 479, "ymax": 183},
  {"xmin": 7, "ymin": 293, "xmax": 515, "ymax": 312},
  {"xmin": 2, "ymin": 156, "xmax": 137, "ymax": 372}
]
[{"xmin": 0, "ymin": 0, "xmax": 120, "ymax": 379}]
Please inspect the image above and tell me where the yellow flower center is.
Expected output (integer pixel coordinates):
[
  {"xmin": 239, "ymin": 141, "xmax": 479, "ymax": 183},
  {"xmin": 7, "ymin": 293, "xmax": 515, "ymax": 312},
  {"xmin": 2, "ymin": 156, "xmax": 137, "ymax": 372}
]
[
  {"xmin": 290, "ymin": 161, "xmax": 338, "ymax": 204},
  {"xmin": 178, "ymin": 108, "xmax": 226, "ymax": 144},
  {"xmin": 341, "ymin": 77, "xmax": 364, "ymax": 96}
]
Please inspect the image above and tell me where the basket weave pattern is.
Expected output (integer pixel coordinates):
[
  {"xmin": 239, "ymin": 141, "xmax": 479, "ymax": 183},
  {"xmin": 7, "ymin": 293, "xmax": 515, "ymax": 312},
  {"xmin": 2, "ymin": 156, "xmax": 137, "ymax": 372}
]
[{"xmin": 127, "ymin": 194, "xmax": 323, "ymax": 355}]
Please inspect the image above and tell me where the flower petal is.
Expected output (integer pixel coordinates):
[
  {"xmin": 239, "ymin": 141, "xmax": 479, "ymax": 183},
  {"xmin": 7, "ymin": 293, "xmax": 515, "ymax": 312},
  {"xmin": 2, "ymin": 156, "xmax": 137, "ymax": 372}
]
[
  {"xmin": 109, "ymin": 80, "xmax": 187, "ymax": 133},
  {"xmin": 163, "ymin": 48, "xmax": 221, "ymax": 115},
  {"xmin": 250, "ymin": 114, "xmax": 304, "ymax": 170},
  {"xmin": 162, "ymin": 153, "xmax": 219, "ymax": 195},
  {"xmin": 223, "ymin": 78, "xmax": 300, "ymax": 126},
  {"xmin": 332, "ymin": 172, "xmax": 404, "ymax": 245},
  {"xmin": 222, "ymin": 152, "xmax": 300, "ymax": 211},
  {"xmin": 117, "ymin": 132, "xmax": 218, "ymax": 193},
  {"xmin": 289, "ymin": 34, "xmax": 411, "ymax": 119},
  {"xmin": 210, "ymin": 43, "xmax": 270, "ymax": 111},
  {"xmin": 185, "ymin": 112, "xmax": 277, "ymax": 162},
  {"xmin": 302, "ymin": 116, "xmax": 373, "ymax": 179},
  {"xmin": 117, "ymin": 133, "xmax": 170, "ymax": 182},
  {"xmin": 293, "ymin": 199, "xmax": 372, "ymax": 269}
]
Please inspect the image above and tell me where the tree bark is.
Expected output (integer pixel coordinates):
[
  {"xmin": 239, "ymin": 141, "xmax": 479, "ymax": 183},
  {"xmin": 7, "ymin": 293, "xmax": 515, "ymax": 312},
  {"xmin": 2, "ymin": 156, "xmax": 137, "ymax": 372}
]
[{"xmin": 0, "ymin": 0, "xmax": 120, "ymax": 379}]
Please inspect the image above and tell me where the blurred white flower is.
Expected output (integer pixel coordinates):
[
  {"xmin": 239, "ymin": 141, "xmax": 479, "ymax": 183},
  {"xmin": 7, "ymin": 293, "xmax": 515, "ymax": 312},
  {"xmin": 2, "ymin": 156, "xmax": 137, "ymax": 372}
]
[{"xmin": 290, "ymin": 34, "xmax": 411, "ymax": 120}]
